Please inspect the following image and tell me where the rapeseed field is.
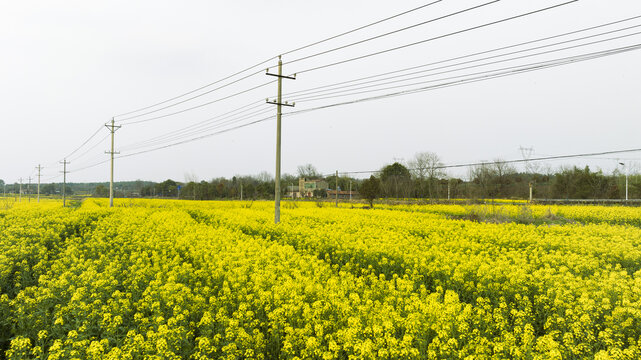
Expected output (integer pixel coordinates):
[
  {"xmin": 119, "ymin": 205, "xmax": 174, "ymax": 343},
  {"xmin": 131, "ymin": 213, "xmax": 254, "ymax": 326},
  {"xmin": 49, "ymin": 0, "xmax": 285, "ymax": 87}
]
[{"xmin": 2, "ymin": 198, "xmax": 641, "ymax": 359}]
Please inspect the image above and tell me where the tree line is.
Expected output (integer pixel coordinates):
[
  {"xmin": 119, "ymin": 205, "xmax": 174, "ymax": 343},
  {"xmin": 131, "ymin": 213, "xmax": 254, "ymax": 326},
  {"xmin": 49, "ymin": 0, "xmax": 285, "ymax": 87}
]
[{"xmin": 2, "ymin": 152, "xmax": 639, "ymax": 201}]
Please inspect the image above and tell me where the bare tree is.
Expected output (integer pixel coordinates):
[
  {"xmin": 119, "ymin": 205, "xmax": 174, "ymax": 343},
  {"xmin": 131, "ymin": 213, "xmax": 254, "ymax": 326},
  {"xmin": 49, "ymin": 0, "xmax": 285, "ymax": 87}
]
[
  {"xmin": 184, "ymin": 171, "xmax": 199, "ymax": 183},
  {"xmin": 256, "ymin": 171, "xmax": 273, "ymax": 183},
  {"xmin": 492, "ymin": 159, "xmax": 516, "ymax": 197},
  {"xmin": 297, "ymin": 164, "xmax": 320, "ymax": 179},
  {"xmin": 408, "ymin": 152, "xmax": 444, "ymax": 198}
]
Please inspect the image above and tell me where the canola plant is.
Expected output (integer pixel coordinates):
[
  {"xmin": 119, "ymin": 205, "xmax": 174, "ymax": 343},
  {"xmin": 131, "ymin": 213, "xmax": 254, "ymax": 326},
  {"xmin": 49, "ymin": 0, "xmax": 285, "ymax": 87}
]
[{"xmin": 1, "ymin": 198, "xmax": 641, "ymax": 359}]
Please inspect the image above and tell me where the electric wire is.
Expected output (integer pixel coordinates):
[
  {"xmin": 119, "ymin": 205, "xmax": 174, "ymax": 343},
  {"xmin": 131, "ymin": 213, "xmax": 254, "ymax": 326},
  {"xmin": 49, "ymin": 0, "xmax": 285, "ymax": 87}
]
[
  {"xmin": 62, "ymin": 125, "xmax": 104, "ymax": 160},
  {"xmin": 115, "ymin": 26, "xmax": 641, "ymax": 155},
  {"xmin": 118, "ymin": 79, "xmax": 276, "ymax": 125},
  {"xmin": 113, "ymin": 0, "xmax": 447, "ymax": 120},
  {"xmin": 118, "ymin": 114, "xmax": 275, "ymax": 160},
  {"xmin": 285, "ymin": 43, "xmax": 641, "ymax": 116},
  {"xmin": 285, "ymin": 21, "xmax": 641, "ymax": 99},
  {"xmin": 116, "ymin": 73, "xmax": 275, "ymax": 123},
  {"xmin": 114, "ymin": 57, "xmax": 278, "ymax": 119},
  {"xmin": 292, "ymin": 1, "xmax": 579, "ymax": 75},
  {"xmin": 78, "ymin": 42, "xmax": 641, "ymax": 166},
  {"xmin": 283, "ymin": 0, "xmax": 500, "ymax": 65},
  {"xmin": 52, "ymin": 1, "xmax": 578, "ymax": 169},
  {"xmin": 68, "ymin": 134, "xmax": 110, "ymax": 163},
  {"xmin": 283, "ymin": 14, "xmax": 641, "ymax": 98},
  {"xmin": 281, "ymin": 0, "xmax": 443, "ymax": 56},
  {"xmin": 118, "ymin": 101, "xmax": 267, "ymax": 151},
  {"xmin": 120, "ymin": 106, "xmax": 274, "ymax": 152},
  {"xmin": 289, "ymin": 32, "xmax": 641, "ymax": 103},
  {"xmin": 325, "ymin": 148, "xmax": 641, "ymax": 177}
]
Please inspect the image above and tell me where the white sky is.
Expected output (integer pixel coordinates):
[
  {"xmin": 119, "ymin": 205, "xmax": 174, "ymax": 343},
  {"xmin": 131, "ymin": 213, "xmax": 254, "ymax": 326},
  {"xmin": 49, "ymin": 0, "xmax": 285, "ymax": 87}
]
[{"xmin": 2, "ymin": 0, "xmax": 641, "ymax": 184}]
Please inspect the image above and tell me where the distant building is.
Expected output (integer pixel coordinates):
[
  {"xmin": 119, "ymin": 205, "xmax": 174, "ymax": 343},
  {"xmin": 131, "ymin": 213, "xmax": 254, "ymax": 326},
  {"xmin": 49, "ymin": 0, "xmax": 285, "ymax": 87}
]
[
  {"xmin": 326, "ymin": 189, "xmax": 359, "ymax": 199},
  {"xmin": 297, "ymin": 178, "xmax": 328, "ymax": 198}
]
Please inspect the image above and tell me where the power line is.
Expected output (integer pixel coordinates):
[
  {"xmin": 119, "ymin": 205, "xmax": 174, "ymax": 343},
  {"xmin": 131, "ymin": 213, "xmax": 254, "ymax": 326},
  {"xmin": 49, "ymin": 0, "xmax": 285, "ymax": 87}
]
[
  {"xmin": 283, "ymin": 0, "xmax": 499, "ymax": 65},
  {"xmin": 115, "ymin": 31, "xmax": 641, "ymax": 156},
  {"xmin": 70, "ymin": 42, "xmax": 641, "ymax": 168},
  {"xmin": 285, "ymin": 43, "xmax": 641, "ymax": 115},
  {"xmin": 283, "ymin": 14, "xmax": 641, "ymax": 98},
  {"xmin": 63, "ymin": 125, "xmax": 104, "ymax": 160},
  {"xmin": 118, "ymin": 101, "xmax": 267, "ymax": 151},
  {"xmin": 281, "ymin": 0, "xmax": 443, "ymax": 56},
  {"xmin": 119, "ymin": 106, "xmax": 273, "ymax": 152},
  {"xmin": 284, "ymin": 21, "xmax": 641, "ymax": 100},
  {"xmin": 114, "ymin": 57, "xmax": 278, "ymax": 119},
  {"xmin": 117, "ymin": 79, "xmax": 276, "ymax": 125},
  {"xmin": 293, "ymin": 1, "xmax": 579, "ymax": 75},
  {"xmin": 325, "ymin": 148, "xmax": 641, "ymax": 177},
  {"xmin": 68, "ymin": 133, "xmax": 110, "ymax": 162},
  {"xmin": 119, "ymin": 115, "xmax": 275, "ymax": 161},
  {"xmin": 289, "ymin": 33, "xmax": 641, "ymax": 103},
  {"xmin": 112, "ymin": 1, "xmax": 448, "ymax": 120},
  {"xmin": 116, "ymin": 73, "xmax": 275, "ymax": 123}
]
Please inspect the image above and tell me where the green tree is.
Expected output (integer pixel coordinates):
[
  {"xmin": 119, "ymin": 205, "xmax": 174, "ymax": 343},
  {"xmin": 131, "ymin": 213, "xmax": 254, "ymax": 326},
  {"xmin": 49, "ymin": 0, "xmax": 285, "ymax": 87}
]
[
  {"xmin": 94, "ymin": 185, "xmax": 109, "ymax": 198},
  {"xmin": 360, "ymin": 175, "xmax": 380, "ymax": 208},
  {"xmin": 380, "ymin": 162, "xmax": 412, "ymax": 199}
]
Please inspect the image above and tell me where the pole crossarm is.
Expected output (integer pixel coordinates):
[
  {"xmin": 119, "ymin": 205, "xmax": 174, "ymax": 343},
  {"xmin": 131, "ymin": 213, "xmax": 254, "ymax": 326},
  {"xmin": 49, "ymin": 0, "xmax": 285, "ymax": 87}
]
[
  {"xmin": 266, "ymin": 99, "xmax": 295, "ymax": 107},
  {"xmin": 265, "ymin": 71, "xmax": 297, "ymax": 80}
]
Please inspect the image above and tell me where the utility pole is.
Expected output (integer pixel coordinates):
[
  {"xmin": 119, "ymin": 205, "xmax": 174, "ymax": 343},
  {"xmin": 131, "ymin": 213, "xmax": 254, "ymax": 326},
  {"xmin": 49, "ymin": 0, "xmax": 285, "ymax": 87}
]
[
  {"xmin": 27, "ymin": 177, "xmax": 32, "ymax": 202},
  {"xmin": 266, "ymin": 56, "xmax": 295, "ymax": 224},
  {"xmin": 240, "ymin": 182, "xmax": 243, "ymax": 201},
  {"xmin": 448, "ymin": 179, "xmax": 451, "ymax": 201},
  {"xmin": 19, "ymin": 178, "xmax": 22, "ymax": 202},
  {"xmin": 105, "ymin": 117, "xmax": 121, "ymax": 208},
  {"xmin": 60, "ymin": 159, "xmax": 70, "ymax": 207},
  {"xmin": 36, "ymin": 164, "xmax": 42, "ymax": 202},
  {"xmin": 620, "ymin": 162, "xmax": 629, "ymax": 201},
  {"xmin": 335, "ymin": 170, "xmax": 339, "ymax": 207},
  {"xmin": 349, "ymin": 180, "xmax": 352, "ymax": 202},
  {"xmin": 529, "ymin": 182, "xmax": 533, "ymax": 203}
]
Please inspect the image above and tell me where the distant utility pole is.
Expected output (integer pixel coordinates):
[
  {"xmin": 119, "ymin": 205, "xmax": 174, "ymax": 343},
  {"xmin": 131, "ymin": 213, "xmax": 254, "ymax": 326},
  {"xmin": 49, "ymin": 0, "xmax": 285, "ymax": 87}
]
[
  {"xmin": 349, "ymin": 180, "xmax": 352, "ymax": 202},
  {"xmin": 36, "ymin": 164, "xmax": 42, "ymax": 202},
  {"xmin": 520, "ymin": 146, "xmax": 536, "ymax": 200},
  {"xmin": 105, "ymin": 117, "xmax": 121, "ymax": 208},
  {"xmin": 18, "ymin": 178, "xmax": 22, "ymax": 202},
  {"xmin": 27, "ymin": 177, "xmax": 32, "ymax": 202},
  {"xmin": 60, "ymin": 159, "xmax": 70, "ymax": 207},
  {"xmin": 620, "ymin": 162, "xmax": 629, "ymax": 201},
  {"xmin": 240, "ymin": 182, "xmax": 243, "ymax": 201},
  {"xmin": 335, "ymin": 170, "xmax": 339, "ymax": 207},
  {"xmin": 519, "ymin": 146, "xmax": 535, "ymax": 174},
  {"xmin": 266, "ymin": 56, "xmax": 295, "ymax": 224}
]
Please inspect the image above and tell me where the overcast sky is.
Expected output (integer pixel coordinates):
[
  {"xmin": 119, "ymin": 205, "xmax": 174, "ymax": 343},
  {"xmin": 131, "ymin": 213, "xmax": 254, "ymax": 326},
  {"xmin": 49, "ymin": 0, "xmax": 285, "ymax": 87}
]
[{"xmin": 2, "ymin": 0, "xmax": 641, "ymax": 184}]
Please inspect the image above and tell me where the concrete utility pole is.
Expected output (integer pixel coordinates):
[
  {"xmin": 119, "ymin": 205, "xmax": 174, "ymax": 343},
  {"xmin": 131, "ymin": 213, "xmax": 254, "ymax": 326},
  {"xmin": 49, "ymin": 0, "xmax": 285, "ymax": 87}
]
[
  {"xmin": 447, "ymin": 179, "xmax": 451, "ymax": 201},
  {"xmin": 36, "ymin": 164, "xmax": 42, "ymax": 202},
  {"xmin": 18, "ymin": 178, "xmax": 22, "ymax": 202},
  {"xmin": 266, "ymin": 56, "xmax": 295, "ymax": 224},
  {"xmin": 349, "ymin": 180, "xmax": 352, "ymax": 202},
  {"xmin": 529, "ymin": 182, "xmax": 533, "ymax": 203},
  {"xmin": 620, "ymin": 162, "xmax": 629, "ymax": 201},
  {"xmin": 240, "ymin": 182, "xmax": 243, "ymax": 201},
  {"xmin": 335, "ymin": 170, "xmax": 339, "ymax": 207},
  {"xmin": 27, "ymin": 177, "xmax": 32, "ymax": 202},
  {"xmin": 105, "ymin": 118, "xmax": 121, "ymax": 208},
  {"xmin": 60, "ymin": 159, "xmax": 70, "ymax": 207}
]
